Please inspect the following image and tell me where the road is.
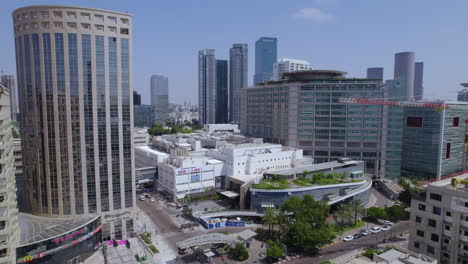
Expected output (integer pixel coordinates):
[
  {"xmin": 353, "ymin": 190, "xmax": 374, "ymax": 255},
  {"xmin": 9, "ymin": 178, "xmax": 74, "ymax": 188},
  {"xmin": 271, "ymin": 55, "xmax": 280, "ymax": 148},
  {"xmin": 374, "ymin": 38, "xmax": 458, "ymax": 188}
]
[{"xmin": 289, "ymin": 220, "xmax": 410, "ymax": 263}]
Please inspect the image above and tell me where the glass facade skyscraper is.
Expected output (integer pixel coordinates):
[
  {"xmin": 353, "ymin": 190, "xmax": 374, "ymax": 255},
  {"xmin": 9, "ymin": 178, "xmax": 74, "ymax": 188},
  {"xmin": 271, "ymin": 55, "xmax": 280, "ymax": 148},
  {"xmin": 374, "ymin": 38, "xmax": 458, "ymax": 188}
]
[
  {"xmin": 13, "ymin": 5, "xmax": 135, "ymax": 240},
  {"xmin": 254, "ymin": 37, "xmax": 277, "ymax": 84},
  {"xmin": 229, "ymin": 44, "xmax": 248, "ymax": 123},
  {"xmin": 216, "ymin": 60, "xmax": 228, "ymax": 123},
  {"xmin": 150, "ymin": 75, "xmax": 169, "ymax": 125},
  {"xmin": 198, "ymin": 49, "xmax": 216, "ymax": 124}
]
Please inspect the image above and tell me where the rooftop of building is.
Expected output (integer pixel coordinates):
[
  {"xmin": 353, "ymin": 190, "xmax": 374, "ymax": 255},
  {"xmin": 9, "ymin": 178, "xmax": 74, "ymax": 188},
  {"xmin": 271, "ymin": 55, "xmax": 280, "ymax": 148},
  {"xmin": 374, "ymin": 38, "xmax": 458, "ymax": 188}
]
[
  {"xmin": 429, "ymin": 172, "xmax": 468, "ymax": 190},
  {"xmin": 13, "ymin": 5, "xmax": 132, "ymax": 17},
  {"xmin": 375, "ymin": 246, "xmax": 436, "ymax": 264},
  {"xmin": 270, "ymin": 159, "xmax": 363, "ymax": 177},
  {"xmin": 136, "ymin": 145, "xmax": 169, "ymax": 157},
  {"xmin": 18, "ymin": 213, "xmax": 99, "ymax": 246}
]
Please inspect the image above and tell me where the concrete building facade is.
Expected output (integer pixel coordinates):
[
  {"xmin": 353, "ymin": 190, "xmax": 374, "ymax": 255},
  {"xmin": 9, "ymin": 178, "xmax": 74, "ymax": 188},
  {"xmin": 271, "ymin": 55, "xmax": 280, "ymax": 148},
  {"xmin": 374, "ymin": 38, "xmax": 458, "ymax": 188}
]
[
  {"xmin": 409, "ymin": 174, "xmax": 468, "ymax": 263},
  {"xmin": 13, "ymin": 5, "xmax": 136, "ymax": 241},
  {"xmin": 229, "ymin": 44, "xmax": 248, "ymax": 123},
  {"xmin": 0, "ymin": 75, "xmax": 17, "ymax": 122},
  {"xmin": 254, "ymin": 37, "xmax": 277, "ymax": 84},
  {"xmin": 150, "ymin": 74, "xmax": 169, "ymax": 125},
  {"xmin": 414, "ymin": 62, "xmax": 424, "ymax": 100},
  {"xmin": 198, "ymin": 49, "xmax": 216, "ymax": 124},
  {"xmin": 0, "ymin": 85, "xmax": 19, "ymax": 264}
]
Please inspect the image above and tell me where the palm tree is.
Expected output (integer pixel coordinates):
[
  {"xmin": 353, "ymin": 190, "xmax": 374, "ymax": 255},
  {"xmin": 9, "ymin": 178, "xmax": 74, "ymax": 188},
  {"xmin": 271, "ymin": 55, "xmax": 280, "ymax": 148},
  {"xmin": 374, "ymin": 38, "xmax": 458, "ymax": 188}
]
[
  {"xmin": 262, "ymin": 208, "xmax": 277, "ymax": 235},
  {"xmin": 334, "ymin": 204, "xmax": 352, "ymax": 227},
  {"xmin": 350, "ymin": 199, "xmax": 366, "ymax": 225},
  {"xmin": 275, "ymin": 210, "xmax": 289, "ymax": 240}
]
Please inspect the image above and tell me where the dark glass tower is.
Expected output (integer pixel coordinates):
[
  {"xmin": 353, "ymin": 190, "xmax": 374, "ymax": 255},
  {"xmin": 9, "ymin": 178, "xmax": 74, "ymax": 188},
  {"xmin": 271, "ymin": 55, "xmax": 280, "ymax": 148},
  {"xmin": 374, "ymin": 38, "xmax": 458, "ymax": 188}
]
[
  {"xmin": 216, "ymin": 60, "xmax": 228, "ymax": 123},
  {"xmin": 254, "ymin": 37, "xmax": 277, "ymax": 84}
]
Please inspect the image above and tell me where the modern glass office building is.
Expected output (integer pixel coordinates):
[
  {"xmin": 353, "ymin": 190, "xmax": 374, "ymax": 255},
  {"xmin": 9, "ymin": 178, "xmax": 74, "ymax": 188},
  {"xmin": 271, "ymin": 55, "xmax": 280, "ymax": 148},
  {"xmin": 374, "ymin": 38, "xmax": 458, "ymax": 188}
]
[
  {"xmin": 134, "ymin": 104, "xmax": 155, "ymax": 128},
  {"xmin": 13, "ymin": 5, "xmax": 135, "ymax": 242},
  {"xmin": 229, "ymin": 44, "xmax": 248, "ymax": 123},
  {"xmin": 198, "ymin": 49, "xmax": 216, "ymax": 124},
  {"xmin": 216, "ymin": 60, "xmax": 228, "ymax": 124},
  {"xmin": 254, "ymin": 37, "xmax": 277, "ymax": 84},
  {"xmin": 241, "ymin": 70, "xmax": 385, "ymax": 175},
  {"xmin": 150, "ymin": 74, "xmax": 169, "ymax": 125}
]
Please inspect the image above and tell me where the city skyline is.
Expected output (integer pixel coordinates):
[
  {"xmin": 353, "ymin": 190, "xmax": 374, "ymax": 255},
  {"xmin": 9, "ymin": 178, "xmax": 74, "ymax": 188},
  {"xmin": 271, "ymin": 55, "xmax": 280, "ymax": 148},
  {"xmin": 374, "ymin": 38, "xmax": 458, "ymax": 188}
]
[{"xmin": 0, "ymin": 0, "xmax": 467, "ymax": 105}]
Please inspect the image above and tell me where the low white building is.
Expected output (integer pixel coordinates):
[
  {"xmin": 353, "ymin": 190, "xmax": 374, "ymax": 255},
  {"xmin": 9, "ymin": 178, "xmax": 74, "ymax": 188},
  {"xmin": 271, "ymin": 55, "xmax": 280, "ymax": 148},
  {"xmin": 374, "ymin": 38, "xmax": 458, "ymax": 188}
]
[
  {"xmin": 135, "ymin": 145, "xmax": 169, "ymax": 168},
  {"xmin": 273, "ymin": 58, "xmax": 311, "ymax": 80},
  {"xmin": 203, "ymin": 124, "xmax": 240, "ymax": 133},
  {"xmin": 134, "ymin": 128, "xmax": 149, "ymax": 147}
]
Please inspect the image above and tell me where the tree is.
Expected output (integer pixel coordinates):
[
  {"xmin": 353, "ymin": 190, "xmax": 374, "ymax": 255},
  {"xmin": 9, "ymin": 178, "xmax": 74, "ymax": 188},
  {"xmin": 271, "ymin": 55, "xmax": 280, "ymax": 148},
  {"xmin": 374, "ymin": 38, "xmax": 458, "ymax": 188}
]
[
  {"xmin": 320, "ymin": 261, "xmax": 332, "ymax": 264},
  {"xmin": 366, "ymin": 207, "xmax": 387, "ymax": 222},
  {"xmin": 350, "ymin": 199, "xmax": 366, "ymax": 225},
  {"xmin": 275, "ymin": 211, "xmax": 289, "ymax": 240},
  {"xmin": 262, "ymin": 208, "xmax": 277, "ymax": 235},
  {"xmin": 228, "ymin": 243, "xmax": 249, "ymax": 261},
  {"xmin": 398, "ymin": 188, "xmax": 413, "ymax": 207},
  {"xmin": 334, "ymin": 204, "xmax": 352, "ymax": 228},
  {"xmin": 384, "ymin": 205, "xmax": 408, "ymax": 221},
  {"xmin": 266, "ymin": 242, "xmax": 283, "ymax": 262}
]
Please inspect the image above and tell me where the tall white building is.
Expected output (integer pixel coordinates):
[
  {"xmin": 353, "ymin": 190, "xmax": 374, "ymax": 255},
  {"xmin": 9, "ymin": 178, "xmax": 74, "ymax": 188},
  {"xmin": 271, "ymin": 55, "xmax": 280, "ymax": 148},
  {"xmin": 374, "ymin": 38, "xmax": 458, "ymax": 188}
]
[
  {"xmin": 13, "ymin": 5, "xmax": 136, "ymax": 243},
  {"xmin": 273, "ymin": 58, "xmax": 311, "ymax": 80},
  {"xmin": 0, "ymin": 84, "xmax": 19, "ymax": 264}
]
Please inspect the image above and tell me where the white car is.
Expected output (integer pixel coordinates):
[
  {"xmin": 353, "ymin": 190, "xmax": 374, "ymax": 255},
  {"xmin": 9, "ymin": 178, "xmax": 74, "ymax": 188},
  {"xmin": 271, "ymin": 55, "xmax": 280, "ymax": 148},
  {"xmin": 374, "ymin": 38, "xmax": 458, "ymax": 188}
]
[
  {"xmin": 150, "ymin": 198, "xmax": 156, "ymax": 202},
  {"xmin": 343, "ymin": 235, "xmax": 354, "ymax": 242},
  {"xmin": 361, "ymin": 230, "xmax": 371, "ymax": 236},
  {"xmin": 381, "ymin": 225, "xmax": 391, "ymax": 231},
  {"xmin": 383, "ymin": 220, "xmax": 393, "ymax": 226},
  {"xmin": 370, "ymin": 226, "xmax": 382, "ymax": 233}
]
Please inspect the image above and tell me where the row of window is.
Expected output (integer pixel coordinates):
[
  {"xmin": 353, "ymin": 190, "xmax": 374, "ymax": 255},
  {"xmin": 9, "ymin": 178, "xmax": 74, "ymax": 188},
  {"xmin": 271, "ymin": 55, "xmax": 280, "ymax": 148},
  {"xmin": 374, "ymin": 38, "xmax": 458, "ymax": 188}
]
[{"xmin": 15, "ymin": 10, "xmax": 129, "ymax": 24}]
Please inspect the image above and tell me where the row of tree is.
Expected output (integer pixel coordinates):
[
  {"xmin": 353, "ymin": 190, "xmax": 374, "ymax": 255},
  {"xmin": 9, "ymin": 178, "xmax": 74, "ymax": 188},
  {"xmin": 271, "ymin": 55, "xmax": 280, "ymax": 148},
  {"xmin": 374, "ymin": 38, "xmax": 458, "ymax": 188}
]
[{"xmin": 147, "ymin": 123, "xmax": 203, "ymax": 136}]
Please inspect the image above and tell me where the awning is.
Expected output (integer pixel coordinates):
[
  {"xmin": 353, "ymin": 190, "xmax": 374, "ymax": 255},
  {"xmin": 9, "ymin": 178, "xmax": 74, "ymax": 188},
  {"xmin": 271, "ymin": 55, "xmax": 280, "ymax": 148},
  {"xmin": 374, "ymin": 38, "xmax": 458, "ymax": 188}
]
[{"xmin": 218, "ymin": 190, "xmax": 240, "ymax": 198}]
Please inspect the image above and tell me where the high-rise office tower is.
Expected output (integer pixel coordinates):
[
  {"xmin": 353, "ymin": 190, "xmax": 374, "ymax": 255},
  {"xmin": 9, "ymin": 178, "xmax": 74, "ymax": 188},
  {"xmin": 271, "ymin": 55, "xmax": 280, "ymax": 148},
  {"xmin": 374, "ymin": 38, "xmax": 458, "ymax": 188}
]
[
  {"xmin": 216, "ymin": 60, "xmax": 228, "ymax": 123},
  {"xmin": 0, "ymin": 75, "xmax": 17, "ymax": 121},
  {"xmin": 254, "ymin": 37, "xmax": 277, "ymax": 84},
  {"xmin": 150, "ymin": 75, "xmax": 169, "ymax": 125},
  {"xmin": 458, "ymin": 83, "xmax": 468, "ymax": 102},
  {"xmin": 414, "ymin": 62, "xmax": 424, "ymax": 100},
  {"xmin": 198, "ymin": 49, "xmax": 216, "ymax": 124},
  {"xmin": 0, "ymin": 84, "xmax": 19, "ymax": 264},
  {"xmin": 229, "ymin": 43, "xmax": 248, "ymax": 123},
  {"xmin": 394, "ymin": 52, "xmax": 415, "ymax": 100},
  {"xmin": 273, "ymin": 58, "xmax": 311, "ymax": 80},
  {"xmin": 13, "ymin": 5, "xmax": 135, "ymax": 243},
  {"xmin": 133, "ymin": 91, "xmax": 141, "ymax": 105},
  {"xmin": 366, "ymin": 67, "xmax": 384, "ymax": 80}
]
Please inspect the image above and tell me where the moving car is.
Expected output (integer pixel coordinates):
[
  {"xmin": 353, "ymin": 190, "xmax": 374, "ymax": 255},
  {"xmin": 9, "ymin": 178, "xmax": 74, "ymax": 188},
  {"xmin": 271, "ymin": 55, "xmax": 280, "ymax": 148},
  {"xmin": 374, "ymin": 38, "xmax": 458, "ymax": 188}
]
[
  {"xmin": 381, "ymin": 225, "xmax": 391, "ymax": 231},
  {"xmin": 343, "ymin": 235, "xmax": 354, "ymax": 242},
  {"xmin": 370, "ymin": 226, "xmax": 382, "ymax": 233},
  {"xmin": 383, "ymin": 220, "xmax": 393, "ymax": 226}
]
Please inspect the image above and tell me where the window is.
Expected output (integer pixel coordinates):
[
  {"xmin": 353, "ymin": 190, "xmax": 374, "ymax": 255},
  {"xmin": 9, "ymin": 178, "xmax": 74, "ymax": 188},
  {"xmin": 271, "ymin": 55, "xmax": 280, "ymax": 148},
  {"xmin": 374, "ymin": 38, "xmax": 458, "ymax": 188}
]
[
  {"xmin": 414, "ymin": 241, "xmax": 420, "ymax": 248},
  {"xmin": 446, "ymin": 143, "xmax": 451, "ymax": 159},
  {"xmin": 407, "ymin": 116, "xmax": 423, "ymax": 127},
  {"xmin": 431, "ymin": 233, "xmax": 439, "ymax": 242},
  {"xmin": 443, "ymin": 252, "xmax": 449, "ymax": 258},
  {"xmin": 446, "ymin": 211, "xmax": 452, "ymax": 217},
  {"xmin": 428, "ymin": 219, "xmax": 436, "ymax": 227},
  {"xmin": 445, "ymin": 225, "xmax": 451, "ymax": 231},
  {"xmin": 430, "ymin": 193, "xmax": 442, "ymax": 201},
  {"xmin": 418, "ymin": 204, "xmax": 426, "ymax": 211},
  {"xmin": 427, "ymin": 245, "xmax": 435, "ymax": 254},
  {"xmin": 416, "ymin": 216, "xmax": 422, "ymax": 223},
  {"xmin": 416, "ymin": 230, "xmax": 425, "ymax": 237},
  {"xmin": 464, "ymin": 245, "xmax": 468, "ymax": 251},
  {"xmin": 444, "ymin": 238, "xmax": 449, "ymax": 244},
  {"xmin": 433, "ymin": 206, "xmax": 441, "ymax": 215},
  {"xmin": 453, "ymin": 117, "xmax": 460, "ymax": 127},
  {"xmin": 464, "ymin": 230, "xmax": 468, "ymax": 236}
]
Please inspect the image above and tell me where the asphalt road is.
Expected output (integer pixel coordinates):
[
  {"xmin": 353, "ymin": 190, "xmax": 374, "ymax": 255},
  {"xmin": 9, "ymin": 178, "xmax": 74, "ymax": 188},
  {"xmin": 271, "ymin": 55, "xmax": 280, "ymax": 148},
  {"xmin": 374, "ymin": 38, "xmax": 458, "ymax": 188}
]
[{"xmin": 289, "ymin": 220, "xmax": 410, "ymax": 264}]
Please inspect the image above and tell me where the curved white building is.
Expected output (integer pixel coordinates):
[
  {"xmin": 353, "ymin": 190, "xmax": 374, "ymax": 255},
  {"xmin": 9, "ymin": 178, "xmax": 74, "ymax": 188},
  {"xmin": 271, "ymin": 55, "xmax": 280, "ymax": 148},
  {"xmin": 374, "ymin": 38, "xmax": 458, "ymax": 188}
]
[{"xmin": 12, "ymin": 4, "xmax": 136, "ymax": 245}]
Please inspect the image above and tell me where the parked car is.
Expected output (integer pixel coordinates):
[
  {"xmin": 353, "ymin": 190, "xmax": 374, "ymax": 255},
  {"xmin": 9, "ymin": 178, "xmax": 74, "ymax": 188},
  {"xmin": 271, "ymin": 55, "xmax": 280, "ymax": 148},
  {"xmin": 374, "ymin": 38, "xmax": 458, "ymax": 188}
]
[
  {"xmin": 150, "ymin": 198, "xmax": 156, "ymax": 202},
  {"xmin": 353, "ymin": 233, "xmax": 362, "ymax": 239},
  {"xmin": 361, "ymin": 230, "xmax": 371, "ymax": 236},
  {"xmin": 139, "ymin": 196, "xmax": 145, "ymax": 201},
  {"xmin": 370, "ymin": 226, "xmax": 382, "ymax": 233},
  {"xmin": 383, "ymin": 220, "xmax": 393, "ymax": 226},
  {"xmin": 343, "ymin": 235, "xmax": 354, "ymax": 242},
  {"xmin": 381, "ymin": 225, "xmax": 391, "ymax": 231}
]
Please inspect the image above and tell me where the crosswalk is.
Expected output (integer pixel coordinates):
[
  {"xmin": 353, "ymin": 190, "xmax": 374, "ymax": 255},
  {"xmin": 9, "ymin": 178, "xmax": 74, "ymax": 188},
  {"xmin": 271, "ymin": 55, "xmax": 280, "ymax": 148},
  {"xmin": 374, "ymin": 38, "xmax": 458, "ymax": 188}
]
[{"xmin": 158, "ymin": 231, "xmax": 178, "ymax": 239}]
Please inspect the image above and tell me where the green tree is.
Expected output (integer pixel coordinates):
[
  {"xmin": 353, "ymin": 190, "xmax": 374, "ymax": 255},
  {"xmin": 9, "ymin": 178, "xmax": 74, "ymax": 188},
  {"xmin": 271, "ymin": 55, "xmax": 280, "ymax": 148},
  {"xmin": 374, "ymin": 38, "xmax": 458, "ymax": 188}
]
[
  {"xmin": 275, "ymin": 211, "xmax": 289, "ymax": 240},
  {"xmin": 398, "ymin": 188, "xmax": 413, "ymax": 207},
  {"xmin": 320, "ymin": 261, "xmax": 332, "ymax": 264},
  {"xmin": 228, "ymin": 243, "xmax": 249, "ymax": 261},
  {"xmin": 350, "ymin": 199, "xmax": 366, "ymax": 225},
  {"xmin": 334, "ymin": 204, "xmax": 352, "ymax": 228},
  {"xmin": 366, "ymin": 207, "xmax": 387, "ymax": 222},
  {"xmin": 266, "ymin": 243, "xmax": 283, "ymax": 262},
  {"xmin": 384, "ymin": 205, "xmax": 408, "ymax": 221},
  {"xmin": 262, "ymin": 208, "xmax": 277, "ymax": 235}
]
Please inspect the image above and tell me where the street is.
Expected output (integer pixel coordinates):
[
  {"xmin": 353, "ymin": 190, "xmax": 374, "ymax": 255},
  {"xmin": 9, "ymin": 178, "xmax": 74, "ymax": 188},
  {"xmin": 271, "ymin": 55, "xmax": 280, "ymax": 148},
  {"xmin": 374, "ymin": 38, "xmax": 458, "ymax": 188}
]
[{"xmin": 289, "ymin": 220, "xmax": 410, "ymax": 263}]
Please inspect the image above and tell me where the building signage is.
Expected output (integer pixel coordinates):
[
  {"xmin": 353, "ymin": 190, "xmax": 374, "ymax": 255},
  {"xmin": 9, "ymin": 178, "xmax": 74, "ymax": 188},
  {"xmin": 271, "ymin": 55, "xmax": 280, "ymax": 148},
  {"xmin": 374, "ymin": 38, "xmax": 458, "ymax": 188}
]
[
  {"xmin": 207, "ymin": 221, "xmax": 245, "ymax": 229},
  {"xmin": 17, "ymin": 225, "xmax": 103, "ymax": 263},
  {"xmin": 53, "ymin": 228, "xmax": 87, "ymax": 243},
  {"xmin": 177, "ymin": 167, "xmax": 201, "ymax": 175}
]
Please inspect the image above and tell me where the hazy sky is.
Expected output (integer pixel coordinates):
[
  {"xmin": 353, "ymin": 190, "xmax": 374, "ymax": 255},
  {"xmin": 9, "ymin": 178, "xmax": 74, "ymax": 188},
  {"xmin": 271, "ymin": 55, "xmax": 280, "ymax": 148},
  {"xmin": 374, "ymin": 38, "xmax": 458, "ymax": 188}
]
[{"xmin": 1, "ymin": 0, "xmax": 467, "ymax": 104}]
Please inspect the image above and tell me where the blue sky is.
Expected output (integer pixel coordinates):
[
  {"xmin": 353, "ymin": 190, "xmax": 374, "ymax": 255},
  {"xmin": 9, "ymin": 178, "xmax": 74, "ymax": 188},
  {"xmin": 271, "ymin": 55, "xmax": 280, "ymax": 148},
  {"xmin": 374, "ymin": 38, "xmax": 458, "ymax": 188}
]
[{"xmin": 1, "ymin": 0, "xmax": 467, "ymax": 104}]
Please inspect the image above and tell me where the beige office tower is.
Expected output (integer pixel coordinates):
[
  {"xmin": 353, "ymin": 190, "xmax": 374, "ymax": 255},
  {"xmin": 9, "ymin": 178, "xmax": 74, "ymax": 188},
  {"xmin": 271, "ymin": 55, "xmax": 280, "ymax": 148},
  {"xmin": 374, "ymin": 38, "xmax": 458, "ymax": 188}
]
[
  {"xmin": 0, "ymin": 84, "xmax": 20, "ymax": 264},
  {"xmin": 12, "ymin": 5, "xmax": 136, "ymax": 242}
]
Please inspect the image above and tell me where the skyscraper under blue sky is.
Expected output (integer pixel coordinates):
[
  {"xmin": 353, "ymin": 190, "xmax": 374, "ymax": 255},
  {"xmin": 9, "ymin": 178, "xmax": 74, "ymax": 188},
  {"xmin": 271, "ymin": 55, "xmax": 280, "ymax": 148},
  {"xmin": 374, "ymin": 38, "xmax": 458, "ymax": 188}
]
[{"xmin": 254, "ymin": 37, "xmax": 277, "ymax": 84}]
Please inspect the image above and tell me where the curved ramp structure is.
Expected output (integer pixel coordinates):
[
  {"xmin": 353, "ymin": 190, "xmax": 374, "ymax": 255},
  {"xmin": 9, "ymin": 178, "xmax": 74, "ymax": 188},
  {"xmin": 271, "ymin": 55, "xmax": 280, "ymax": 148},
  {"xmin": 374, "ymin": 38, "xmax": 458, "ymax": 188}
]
[{"xmin": 176, "ymin": 233, "xmax": 237, "ymax": 250}]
